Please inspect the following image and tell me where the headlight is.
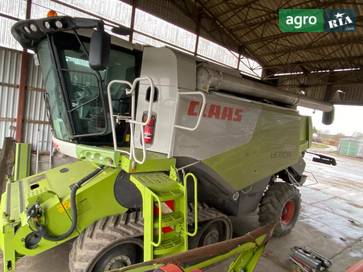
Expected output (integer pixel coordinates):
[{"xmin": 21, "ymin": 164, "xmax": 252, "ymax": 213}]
[
  {"xmin": 24, "ymin": 25, "xmax": 31, "ymax": 34},
  {"xmin": 55, "ymin": 20, "xmax": 63, "ymax": 29},
  {"xmin": 29, "ymin": 24, "xmax": 38, "ymax": 32},
  {"xmin": 44, "ymin": 21, "xmax": 51, "ymax": 29}
]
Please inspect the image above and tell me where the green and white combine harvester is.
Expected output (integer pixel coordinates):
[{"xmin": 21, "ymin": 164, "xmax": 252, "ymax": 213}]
[{"xmin": 0, "ymin": 15, "xmax": 335, "ymax": 272}]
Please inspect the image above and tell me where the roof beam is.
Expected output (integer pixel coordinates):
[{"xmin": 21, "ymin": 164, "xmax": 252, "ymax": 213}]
[
  {"xmin": 195, "ymin": 0, "xmax": 241, "ymax": 45},
  {"xmin": 217, "ymin": 0, "xmax": 256, "ymax": 23},
  {"xmin": 217, "ymin": 0, "xmax": 256, "ymax": 19},
  {"xmin": 263, "ymin": 55, "xmax": 363, "ymax": 70},
  {"xmin": 205, "ymin": 0, "xmax": 227, "ymax": 10},
  {"xmin": 0, "ymin": 12, "xmax": 20, "ymax": 21},
  {"xmin": 259, "ymin": 36, "xmax": 363, "ymax": 57},
  {"xmin": 243, "ymin": 16, "xmax": 363, "ymax": 45},
  {"xmin": 228, "ymin": 0, "xmax": 313, "ymax": 30}
]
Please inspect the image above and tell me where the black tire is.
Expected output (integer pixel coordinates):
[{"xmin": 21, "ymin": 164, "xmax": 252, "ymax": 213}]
[
  {"xmin": 69, "ymin": 212, "xmax": 144, "ymax": 272},
  {"xmin": 188, "ymin": 203, "xmax": 233, "ymax": 249},
  {"xmin": 195, "ymin": 220, "xmax": 229, "ymax": 247},
  {"xmin": 258, "ymin": 182, "xmax": 301, "ymax": 237}
]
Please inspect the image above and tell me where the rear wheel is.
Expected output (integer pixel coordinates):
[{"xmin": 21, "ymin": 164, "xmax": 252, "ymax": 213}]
[
  {"xmin": 196, "ymin": 219, "xmax": 229, "ymax": 247},
  {"xmin": 188, "ymin": 203, "xmax": 232, "ymax": 249},
  {"xmin": 69, "ymin": 212, "xmax": 143, "ymax": 272},
  {"xmin": 258, "ymin": 182, "xmax": 301, "ymax": 237}
]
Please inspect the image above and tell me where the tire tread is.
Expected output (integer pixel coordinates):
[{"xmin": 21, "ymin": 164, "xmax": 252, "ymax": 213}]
[
  {"xmin": 69, "ymin": 211, "xmax": 143, "ymax": 272},
  {"xmin": 258, "ymin": 182, "xmax": 301, "ymax": 237}
]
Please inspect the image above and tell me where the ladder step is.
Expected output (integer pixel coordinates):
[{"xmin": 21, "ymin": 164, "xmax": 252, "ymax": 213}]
[
  {"xmin": 131, "ymin": 173, "xmax": 183, "ymax": 198},
  {"xmin": 154, "ymin": 236, "xmax": 184, "ymax": 256},
  {"xmin": 154, "ymin": 211, "xmax": 184, "ymax": 228},
  {"xmin": 130, "ymin": 171, "xmax": 189, "ymax": 260}
]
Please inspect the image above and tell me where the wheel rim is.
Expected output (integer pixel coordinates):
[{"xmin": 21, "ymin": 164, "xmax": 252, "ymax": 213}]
[
  {"xmin": 104, "ymin": 255, "xmax": 132, "ymax": 271},
  {"xmin": 202, "ymin": 228, "xmax": 220, "ymax": 246},
  {"xmin": 281, "ymin": 200, "xmax": 296, "ymax": 225},
  {"xmin": 90, "ymin": 239, "xmax": 143, "ymax": 272}
]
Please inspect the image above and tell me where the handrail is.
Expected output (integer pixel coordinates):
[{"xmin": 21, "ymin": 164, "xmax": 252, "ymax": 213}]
[
  {"xmin": 106, "ymin": 77, "xmax": 155, "ymax": 164},
  {"xmin": 150, "ymin": 190, "xmax": 162, "ymax": 247},
  {"xmin": 174, "ymin": 91, "xmax": 206, "ymax": 131},
  {"xmin": 127, "ymin": 77, "xmax": 155, "ymax": 164},
  {"xmin": 184, "ymin": 172, "xmax": 198, "ymax": 237},
  {"xmin": 107, "ymin": 79, "xmax": 133, "ymax": 159}
]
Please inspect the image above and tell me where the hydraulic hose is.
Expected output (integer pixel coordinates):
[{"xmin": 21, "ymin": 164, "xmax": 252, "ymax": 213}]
[{"xmin": 36, "ymin": 166, "xmax": 104, "ymax": 241}]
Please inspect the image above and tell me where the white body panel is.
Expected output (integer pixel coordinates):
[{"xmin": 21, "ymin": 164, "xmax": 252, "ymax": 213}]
[
  {"xmin": 133, "ymin": 47, "xmax": 305, "ymax": 161},
  {"xmin": 134, "ymin": 47, "xmax": 196, "ymax": 155},
  {"xmin": 173, "ymin": 92, "xmax": 261, "ymax": 160},
  {"xmin": 53, "ymin": 137, "xmax": 77, "ymax": 158}
]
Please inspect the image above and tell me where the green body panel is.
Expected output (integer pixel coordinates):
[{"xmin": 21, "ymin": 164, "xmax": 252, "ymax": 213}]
[
  {"xmin": 13, "ymin": 143, "xmax": 31, "ymax": 181},
  {"xmin": 0, "ymin": 160, "xmax": 127, "ymax": 257},
  {"xmin": 130, "ymin": 172, "xmax": 188, "ymax": 261},
  {"xmin": 76, "ymin": 145, "xmax": 175, "ymax": 173},
  {"xmin": 299, "ymin": 116, "xmax": 312, "ymax": 153},
  {"xmin": 0, "ymin": 146, "xmax": 177, "ymax": 271},
  {"xmin": 203, "ymin": 106, "xmax": 311, "ymax": 190}
]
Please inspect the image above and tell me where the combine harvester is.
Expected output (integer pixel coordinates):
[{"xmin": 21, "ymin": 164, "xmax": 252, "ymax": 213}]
[{"xmin": 0, "ymin": 14, "xmax": 334, "ymax": 272}]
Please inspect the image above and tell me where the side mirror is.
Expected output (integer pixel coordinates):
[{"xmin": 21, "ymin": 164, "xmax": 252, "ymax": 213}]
[{"xmin": 89, "ymin": 29, "xmax": 110, "ymax": 70}]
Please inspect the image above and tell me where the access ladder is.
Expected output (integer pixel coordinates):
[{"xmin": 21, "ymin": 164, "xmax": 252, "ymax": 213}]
[{"xmin": 130, "ymin": 171, "xmax": 198, "ymax": 261}]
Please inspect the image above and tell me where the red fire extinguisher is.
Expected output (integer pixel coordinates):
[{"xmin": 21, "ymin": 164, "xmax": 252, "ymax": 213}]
[{"xmin": 143, "ymin": 113, "xmax": 156, "ymax": 144}]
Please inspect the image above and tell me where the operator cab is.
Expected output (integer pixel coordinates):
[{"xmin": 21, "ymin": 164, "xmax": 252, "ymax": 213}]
[{"xmin": 11, "ymin": 16, "xmax": 142, "ymax": 147}]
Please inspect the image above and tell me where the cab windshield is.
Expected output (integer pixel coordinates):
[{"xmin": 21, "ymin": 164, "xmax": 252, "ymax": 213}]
[{"xmin": 37, "ymin": 32, "xmax": 140, "ymax": 144}]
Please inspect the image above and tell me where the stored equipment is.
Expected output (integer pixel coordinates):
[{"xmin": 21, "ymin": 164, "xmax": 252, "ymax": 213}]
[{"xmin": 289, "ymin": 246, "xmax": 332, "ymax": 272}]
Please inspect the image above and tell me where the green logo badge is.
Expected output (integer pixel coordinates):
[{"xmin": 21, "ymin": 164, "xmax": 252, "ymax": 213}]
[{"xmin": 279, "ymin": 9, "xmax": 324, "ymax": 32}]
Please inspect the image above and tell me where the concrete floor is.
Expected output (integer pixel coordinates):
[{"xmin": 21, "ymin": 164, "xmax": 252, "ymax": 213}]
[
  {"xmin": 3, "ymin": 151, "xmax": 363, "ymax": 271},
  {"xmin": 254, "ymin": 152, "xmax": 363, "ymax": 272}
]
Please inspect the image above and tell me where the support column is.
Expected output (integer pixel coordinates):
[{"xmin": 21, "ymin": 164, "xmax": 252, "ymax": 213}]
[
  {"xmin": 237, "ymin": 52, "xmax": 241, "ymax": 71},
  {"xmin": 15, "ymin": 0, "xmax": 31, "ymax": 142},
  {"xmin": 194, "ymin": 9, "xmax": 201, "ymax": 57},
  {"xmin": 15, "ymin": 51, "xmax": 30, "ymax": 142},
  {"xmin": 129, "ymin": 0, "xmax": 136, "ymax": 43}
]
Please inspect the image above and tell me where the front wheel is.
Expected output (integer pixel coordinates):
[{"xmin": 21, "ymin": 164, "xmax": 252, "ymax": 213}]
[
  {"xmin": 258, "ymin": 182, "xmax": 301, "ymax": 237},
  {"xmin": 69, "ymin": 212, "xmax": 144, "ymax": 272}
]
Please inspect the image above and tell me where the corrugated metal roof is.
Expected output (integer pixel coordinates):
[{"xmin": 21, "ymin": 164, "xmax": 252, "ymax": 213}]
[{"xmin": 137, "ymin": 0, "xmax": 363, "ymax": 105}]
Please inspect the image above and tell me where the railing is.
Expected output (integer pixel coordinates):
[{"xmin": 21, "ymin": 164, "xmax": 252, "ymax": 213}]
[
  {"xmin": 184, "ymin": 172, "xmax": 198, "ymax": 237},
  {"xmin": 174, "ymin": 92, "xmax": 206, "ymax": 131},
  {"xmin": 150, "ymin": 191, "xmax": 162, "ymax": 247},
  {"xmin": 107, "ymin": 76, "xmax": 155, "ymax": 164},
  {"xmin": 167, "ymin": 91, "xmax": 206, "ymax": 158}
]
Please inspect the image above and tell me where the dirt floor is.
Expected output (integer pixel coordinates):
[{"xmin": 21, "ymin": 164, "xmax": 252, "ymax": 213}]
[{"xmin": 2, "ymin": 151, "xmax": 363, "ymax": 271}]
